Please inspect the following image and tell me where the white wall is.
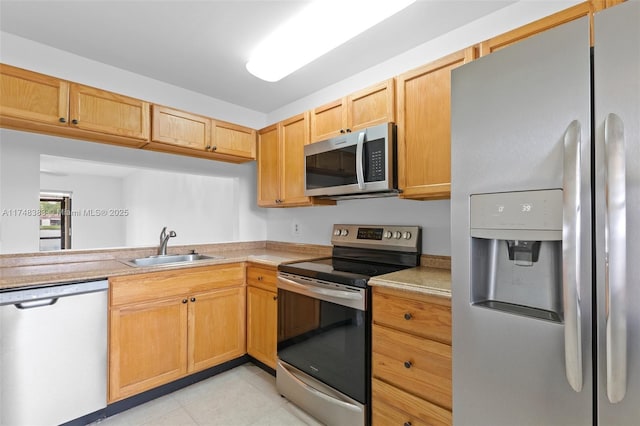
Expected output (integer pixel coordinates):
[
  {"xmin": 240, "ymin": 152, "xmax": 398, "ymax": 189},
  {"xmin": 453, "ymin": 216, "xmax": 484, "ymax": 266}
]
[
  {"xmin": 0, "ymin": 137, "xmax": 40, "ymax": 253},
  {"xmin": 0, "ymin": 129, "xmax": 267, "ymax": 254},
  {"xmin": 267, "ymin": 198, "xmax": 451, "ymax": 255},
  {"xmin": 40, "ymin": 172, "xmax": 127, "ymax": 249},
  {"xmin": 122, "ymin": 170, "xmax": 237, "ymax": 246}
]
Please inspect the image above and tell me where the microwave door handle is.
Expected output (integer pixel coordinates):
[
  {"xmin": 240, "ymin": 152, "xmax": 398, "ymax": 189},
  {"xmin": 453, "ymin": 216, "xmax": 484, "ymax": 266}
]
[{"xmin": 356, "ymin": 131, "xmax": 366, "ymax": 190}]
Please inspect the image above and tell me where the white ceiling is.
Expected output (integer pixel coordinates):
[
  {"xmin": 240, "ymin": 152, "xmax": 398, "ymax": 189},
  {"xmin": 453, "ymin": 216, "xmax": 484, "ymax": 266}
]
[{"xmin": 0, "ymin": 0, "xmax": 515, "ymax": 113}]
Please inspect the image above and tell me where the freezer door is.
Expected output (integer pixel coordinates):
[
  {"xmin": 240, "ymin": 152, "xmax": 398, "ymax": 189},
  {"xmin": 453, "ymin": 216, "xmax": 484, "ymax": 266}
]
[
  {"xmin": 594, "ymin": 1, "xmax": 640, "ymax": 424},
  {"xmin": 451, "ymin": 17, "xmax": 592, "ymax": 426}
]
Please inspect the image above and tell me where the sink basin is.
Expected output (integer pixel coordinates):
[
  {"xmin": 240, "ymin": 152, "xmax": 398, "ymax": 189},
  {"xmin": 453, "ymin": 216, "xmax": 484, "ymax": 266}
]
[{"xmin": 122, "ymin": 253, "xmax": 221, "ymax": 267}]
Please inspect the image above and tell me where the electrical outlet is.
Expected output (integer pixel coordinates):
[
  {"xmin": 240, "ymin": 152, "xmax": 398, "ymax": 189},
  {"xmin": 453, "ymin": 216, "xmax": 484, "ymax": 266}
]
[{"xmin": 292, "ymin": 221, "xmax": 301, "ymax": 236}]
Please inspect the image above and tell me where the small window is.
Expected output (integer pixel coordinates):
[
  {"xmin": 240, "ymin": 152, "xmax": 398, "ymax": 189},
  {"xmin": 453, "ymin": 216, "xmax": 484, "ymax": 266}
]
[{"xmin": 39, "ymin": 193, "xmax": 71, "ymax": 251}]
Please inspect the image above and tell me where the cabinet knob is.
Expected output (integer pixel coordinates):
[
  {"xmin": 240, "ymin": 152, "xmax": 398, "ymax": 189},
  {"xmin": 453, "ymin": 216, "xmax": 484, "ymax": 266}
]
[
  {"xmin": 340, "ymin": 129, "xmax": 346, "ymax": 134},
  {"xmin": 71, "ymin": 119, "xmax": 79, "ymax": 125},
  {"xmin": 404, "ymin": 361, "xmax": 412, "ymax": 369},
  {"xmin": 404, "ymin": 422, "xmax": 412, "ymax": 426},
  {"xmin": 59, "ymin": 117, "xmax": 67, "ymax": 123},
  {"xmin": 205, "ymin": 145, "xmax": 211, "ymax": 150},
  {"xmin": 273, "ymin": 295, "xmax": 278, "ymax": 301},
  {"xmin": 404, "ymin": 312, "xmax": 412, "ymax": 320},
  {"xmin": 182, "ymin": 299, "xmax": 188, "ymax": 304},
  {"xmin": 190, "ymin": 297, "xmax": 196, "ymax": 302},
  {"xmin": 346, "ymin": 128, "xmax": 351, "ymax": 133},
  {"xmin": 212, "ymin": 146, "xmax": 217, "ymax": 151}
]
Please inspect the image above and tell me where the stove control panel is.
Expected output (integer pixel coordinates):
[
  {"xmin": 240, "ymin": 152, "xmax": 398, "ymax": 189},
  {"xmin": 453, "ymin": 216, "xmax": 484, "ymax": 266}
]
[{"xmin": 331, "ymin": 224, "xmax": 421, "ymax": 252}]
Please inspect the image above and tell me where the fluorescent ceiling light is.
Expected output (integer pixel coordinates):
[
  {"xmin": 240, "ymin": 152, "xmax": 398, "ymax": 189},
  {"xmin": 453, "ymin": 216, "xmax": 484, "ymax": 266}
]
[{"xmin": 246, "ymin": 0, "xmax": 416, "ymax": 82}]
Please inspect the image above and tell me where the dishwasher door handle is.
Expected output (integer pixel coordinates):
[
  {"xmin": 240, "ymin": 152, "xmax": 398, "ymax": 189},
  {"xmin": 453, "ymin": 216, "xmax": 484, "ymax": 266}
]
[{"xmin": 15, "ymin": 298, "xmax": 58, "ymax": 309}]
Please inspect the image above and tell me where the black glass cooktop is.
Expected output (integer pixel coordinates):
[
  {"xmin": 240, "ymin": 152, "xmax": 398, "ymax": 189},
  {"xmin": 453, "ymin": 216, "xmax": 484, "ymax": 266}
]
[{"xmin": 278, "ymin": 257, "xmax": 414, "ymax": 288}]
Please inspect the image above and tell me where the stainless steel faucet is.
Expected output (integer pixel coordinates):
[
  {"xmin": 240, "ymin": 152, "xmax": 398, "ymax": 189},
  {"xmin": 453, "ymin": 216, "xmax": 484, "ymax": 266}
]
[{"xmin": 158, "ymin": 226, "xmax": 176, "ymax": 256}]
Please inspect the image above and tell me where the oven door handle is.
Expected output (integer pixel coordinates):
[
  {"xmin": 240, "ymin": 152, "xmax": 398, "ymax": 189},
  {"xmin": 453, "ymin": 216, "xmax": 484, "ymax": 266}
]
[{"xmin": 278, "ymin": 276, "xmax": 363, "ymax": 301}]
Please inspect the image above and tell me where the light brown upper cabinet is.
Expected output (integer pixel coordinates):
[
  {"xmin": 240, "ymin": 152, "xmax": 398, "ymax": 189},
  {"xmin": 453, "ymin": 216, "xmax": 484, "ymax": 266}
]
[
  {"xmin": 69, "ymin": 83, "xmax": 150, "ymax": 140},
  {"xmin": 480, "ymin": 1, "xmax": 593, "ymax": 54},
  {"xmin": 211, "ymin": 119, "xmax": 256, "ymax": 159},
  {"xmin": 396, "ymin": 48, "xmax": 476, "ymax": 200},
  {"xmin": 0, "ymin": 64, "xmax": 149, "ymax": 147},
  {"xmin": 257, "ymin": 112, "xmax": 335, "ymax": 207},
  {"xmin": 310, "ymin": 78, "xmax": 395, "ymax": 143},
  {"xmin": 148, "ymin": 105, "xmax": 255, "ymax": 163},
  {"xmin": 0, "ymin": 63, "xmax": 69, "ymax": 126},
  {"xmin": 151, "ymin": 105, "xmax": 211, "ymax": 150}
]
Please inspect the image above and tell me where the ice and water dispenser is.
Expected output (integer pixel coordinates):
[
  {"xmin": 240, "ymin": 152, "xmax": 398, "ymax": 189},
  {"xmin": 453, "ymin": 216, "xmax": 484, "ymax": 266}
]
[{"xmin": 470, "ymin": 189, "xmax": 563, "ymax": 322}]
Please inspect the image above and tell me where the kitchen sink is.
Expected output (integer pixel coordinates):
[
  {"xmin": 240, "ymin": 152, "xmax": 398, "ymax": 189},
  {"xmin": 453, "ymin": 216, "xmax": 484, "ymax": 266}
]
[{"xmin": 122, "ymin": 253, "xmax": 221, "ymax": 267}]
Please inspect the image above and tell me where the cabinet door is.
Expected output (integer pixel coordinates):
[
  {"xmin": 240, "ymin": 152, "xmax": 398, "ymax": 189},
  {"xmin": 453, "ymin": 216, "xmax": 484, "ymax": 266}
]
[
  {"xmin": 479, "ymin": 2, "xmax": 592, "ymax": 54},
  {"xmin": 347, "ymin": 78, "xmax": 395, "ymax": 132},
  {"xmin": 372, "ymin": 378, "xmax": 452, "ymax": 426},
  {"xmin": 257, "ymin": 124, "xmax": 281, "ymax": 207},
  {"xmin": 151, "ymin": 105, "xmax": 210, "ymax": 150},
  {"xmin": 212, "ymin": 120, "xmax": 256, "ymax": 159},
  {"xmin": 188, "ymin": 286, "xmax": 246, "ymax": 373},
  {"xmin": 109, "ymin": 297, "xmax": 187, "ymax": 402},
  {"xmin": 0, "ymin": 64, "xmax": 69, "ymax": 125},
  {"xmin": 247, "ymin": 285, "xmax": 277, "ymax": 369},
  {"xmin": 397, "ymin": 48, "xmax": 475, "ymax": 200},
  {"xmin": 69, "ymin": 83, "xmax": 150, "ymax": 140},
  {"xmin": 280, "ymin": 112, "xmax": 314, "ymax": 206},
  {"xmin": 310, "ymin": 98, "xmax": 347, "ymax": 142}
]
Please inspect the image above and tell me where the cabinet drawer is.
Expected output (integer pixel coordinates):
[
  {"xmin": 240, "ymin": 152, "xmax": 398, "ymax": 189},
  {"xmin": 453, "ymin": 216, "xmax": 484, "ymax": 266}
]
[
  {"xmin": 372, "ymin": 324, "xmax": 451, "ymax": 410},
  {"xmin": 372, "ymin": 378, "xmax": 451, "ymax": 426},
  {"xmin": 246, "ymin": 264, "xmax": 277, "ymax": 291},
  {"xmin": 110, "ymin": 263, "xmax": 245, "ymax": 306},
  {"xmin": 372, "ymin": 286, "xmax": 451, "ymax": 344}
]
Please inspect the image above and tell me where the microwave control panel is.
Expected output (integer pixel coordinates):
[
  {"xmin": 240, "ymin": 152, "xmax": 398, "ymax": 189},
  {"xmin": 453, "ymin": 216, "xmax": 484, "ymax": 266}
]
[{"xmin": 365, "ymin": 139, "xmax": 386, "ymax": 182}]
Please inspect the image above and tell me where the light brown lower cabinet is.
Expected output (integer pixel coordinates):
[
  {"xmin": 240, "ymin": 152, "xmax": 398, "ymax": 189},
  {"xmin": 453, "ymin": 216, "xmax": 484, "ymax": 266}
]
[
  {"xmin": 371, "ymin": 286, "xmax": 452, "ymax": 425},
  {"xmin": 108, "ymin": 264, "xmax": 246, "ymax": 402},
  {"xmin": 246, "ymin": 264, "xmax": 278, "ymax": 369}
]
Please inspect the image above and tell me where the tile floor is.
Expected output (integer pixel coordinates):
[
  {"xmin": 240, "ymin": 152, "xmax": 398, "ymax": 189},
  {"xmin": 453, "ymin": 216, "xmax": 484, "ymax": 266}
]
[{"xmin": 95, "ymin": 364, "xmax": 324, "ymax": 426}]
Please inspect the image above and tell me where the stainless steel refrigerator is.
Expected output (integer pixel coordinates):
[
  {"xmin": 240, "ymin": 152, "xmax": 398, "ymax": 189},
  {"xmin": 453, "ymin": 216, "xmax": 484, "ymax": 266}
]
[{"xmin": 450, "ymin": 1, "xmax": 639, "ymax": 424}]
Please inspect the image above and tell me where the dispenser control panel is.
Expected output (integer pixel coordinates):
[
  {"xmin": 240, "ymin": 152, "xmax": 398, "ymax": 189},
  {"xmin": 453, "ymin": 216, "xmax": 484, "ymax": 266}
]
[{"xmin": 470, "ymin": 189, "xmax": 562, "ymax": 239}]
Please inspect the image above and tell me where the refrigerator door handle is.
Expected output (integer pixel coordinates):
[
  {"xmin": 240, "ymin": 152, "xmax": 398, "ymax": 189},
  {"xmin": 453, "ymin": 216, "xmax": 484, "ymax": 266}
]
[
  {"xmin": 562, "ymin": 119, "xmax": 583, "ymax": 392},
  {"xmin": 604, "ymin": 112, "xmax": 627, "ymax": 404}
]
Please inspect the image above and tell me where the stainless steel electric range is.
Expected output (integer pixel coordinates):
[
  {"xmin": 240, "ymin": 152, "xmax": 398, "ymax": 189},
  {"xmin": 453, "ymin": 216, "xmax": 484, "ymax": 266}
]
[{"xmin": 276, "ymin": 224, "xmax": 421, "ymax": 426}]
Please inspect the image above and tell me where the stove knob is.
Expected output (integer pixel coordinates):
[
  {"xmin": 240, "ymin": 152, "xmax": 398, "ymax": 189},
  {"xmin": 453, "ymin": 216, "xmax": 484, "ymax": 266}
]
[
  {"xmin": 333, "ymin": 229, "xmax": 341, "ymax": 236},
  {"xmin": 384, "ymin": 231, "xmax": 393, "ymax": 239},
  {"xmin": 340, "ymin": 229, "xmax": 349, "ymax": 236},
  {"xmin": 394, "ymin": 231, "xmax": 402, "ymax": 239},
  {"xmin": 403, "ymin": 231, "xmax": 412, "ymax": 240}
]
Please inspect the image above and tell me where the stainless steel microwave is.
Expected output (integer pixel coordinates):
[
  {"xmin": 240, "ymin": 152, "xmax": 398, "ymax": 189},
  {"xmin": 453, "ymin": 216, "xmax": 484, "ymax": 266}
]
[{"xmin": 304, "ymin": 122, "xmax": 398, "ymax": 199}]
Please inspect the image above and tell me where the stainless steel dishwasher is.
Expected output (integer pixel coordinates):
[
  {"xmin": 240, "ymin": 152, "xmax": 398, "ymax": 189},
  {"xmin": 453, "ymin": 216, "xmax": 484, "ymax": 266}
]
[{"xmin": 0, "ymin": 279, "xmax": 108, "ymax": 426}]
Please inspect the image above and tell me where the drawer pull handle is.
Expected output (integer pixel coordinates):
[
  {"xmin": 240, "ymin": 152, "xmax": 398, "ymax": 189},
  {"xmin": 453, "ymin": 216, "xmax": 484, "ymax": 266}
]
[
  {"xmin": 404, "ymin": 312, "xmax": 412, "ymax": 320},
  {"xmin": 404, "ymin": 361, "xmax": 412, "ymax": 369},
  {"xmin": 258, "ymin": 276, "xmax": 263, "ymax": 281}
]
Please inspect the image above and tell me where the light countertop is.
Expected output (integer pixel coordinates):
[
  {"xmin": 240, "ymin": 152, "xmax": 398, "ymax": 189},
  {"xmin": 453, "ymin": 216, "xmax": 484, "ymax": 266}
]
[
  {"xmin": 368, "ymin": 265, "xmax": 451, "ymax": 298},
  {"xmin": 0, "ymin": 242, "xmax": 330, "ymax": 290}
]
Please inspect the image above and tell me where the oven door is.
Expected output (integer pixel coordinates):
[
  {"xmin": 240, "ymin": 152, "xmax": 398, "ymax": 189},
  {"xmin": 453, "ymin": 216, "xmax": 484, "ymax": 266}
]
[
  {"xmin": 304, "ymin": 122, "xmax": 394, "ymax": 197},
  {"xmin": 276, "ymin": 273, "xmax": 368, "ymax": 406}
]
